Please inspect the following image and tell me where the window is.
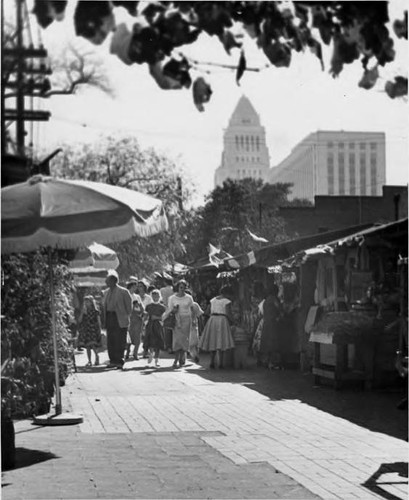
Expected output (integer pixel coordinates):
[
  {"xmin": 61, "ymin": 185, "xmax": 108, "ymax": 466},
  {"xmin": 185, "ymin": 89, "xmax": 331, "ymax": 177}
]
[
  {"xmin": 370, "ymin": 142, "xmax": 377, "ymax": 150},
  {"xmin": 338, "ymin": 153, "xmax": 345, "ymax": 194},
  {"xmin": 327, "ymin": 154, "xmax": 334, "ymax": 194},
  {"xmin": 235, "ymin": 136, "xmax": 239, "ymax": 148},
  {"xmin": 349, "ymin": 153, "xmax": 356, "ymax": 195},
  {"xmin": 245, "ymin": 136, "xmax": 249, "ymax": 151},
  {"xmin": 370, "ymin": 155, "xmax": 377, "ymax": 195},
  {"xmin": 328, "ymin": 141, "xmax": 334, "ymax": 148},
  {"xmin": 250, "ymin": 136, "xmax": 254, "ymax": 151},
  {"xmin": 360, "ymin": 142, "xmax": 366, "ymax": 150},
  {"xmin": 349, "ymin": 142, "xmax": 355, "ymax": 149},
  {"xmin": 338, "ymin": 142, "xmax": 344, "ymax": 149},
  {"xmin": 256, "ymin": 137, "xmax": 260, "ymax": 150},
  {"xmin": 360, "ymin": 154, "xmax": 366, "ymax": 195}
]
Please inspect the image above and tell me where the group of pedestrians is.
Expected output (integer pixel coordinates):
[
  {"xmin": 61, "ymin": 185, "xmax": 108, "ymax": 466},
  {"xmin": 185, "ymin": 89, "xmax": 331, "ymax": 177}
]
[{"xmin": 75, "ymin": 270, "xmax": 287, "ymax": 372}]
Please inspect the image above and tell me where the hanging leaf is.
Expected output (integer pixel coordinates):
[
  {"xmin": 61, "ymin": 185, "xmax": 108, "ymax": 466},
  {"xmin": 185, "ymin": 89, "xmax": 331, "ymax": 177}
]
[
  {"xmin": 110, "ymin": 23, "xmax": 133, "ymax": 65},
  {"xmin": 358, "ymin": 66, "xmax": 379, "ymax": 90},
  {"xmin": 74, "ymin": 1, "xmax": 115, "ymax": 45},
  {"xmin": 393, "ymin": 12, "xmax": 408, "ymax": 39},
  {"xmin": 32, "ymin": 0, "xmax": 68, "ymax": 29},
  {"xmin": 128, "ymin": 21, "xmax": 162, "ymax": 64},
  {"xmin": 236, "ymin": 50, "xmax": 246, "ymax": 85},
  {"xmin": 192, "ymin": 77, "xmax": 212, "ymax": 112},
  {"xmin": 307, "ymin": 37, "xmax": 324, "ymax": 70},
  {"xmin": 163, "ymin": 57, "xmax": 192, "ymax": 88},
  {"xmin": 149, "ymin": 62, "xmax": 183, "ymax": 90},
  {"xmin": 385, "ymin": 77, "xmax": 408, "ymax": 98},
  {"xmin": 219, "ymin": 29, "xmax": 243, "ymax": 54},
  {"xmin": 262, "ymin": 41, "xmax": 291, "ymax": 67}
]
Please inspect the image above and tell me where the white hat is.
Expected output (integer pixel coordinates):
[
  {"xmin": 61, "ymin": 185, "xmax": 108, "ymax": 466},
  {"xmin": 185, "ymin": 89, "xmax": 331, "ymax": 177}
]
[{"xmin": 107, "ymin": 269, "xmax": 119, "ymax": 279}]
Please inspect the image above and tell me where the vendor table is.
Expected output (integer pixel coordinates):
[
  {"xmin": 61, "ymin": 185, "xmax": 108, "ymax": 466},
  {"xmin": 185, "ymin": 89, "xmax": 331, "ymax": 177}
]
[
  {"xmin": 309, "ymin": 330, "xmax": 376, "ymax": 390},
  {"xmin": 309, "ymin": 311, "xmax": 382, "ymax": 390}
]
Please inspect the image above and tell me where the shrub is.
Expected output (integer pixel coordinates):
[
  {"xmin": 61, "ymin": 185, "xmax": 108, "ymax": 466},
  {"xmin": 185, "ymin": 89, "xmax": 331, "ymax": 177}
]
[{"xmin": 1, "ymin": 251, "xmax": 74, "ymax": 418}]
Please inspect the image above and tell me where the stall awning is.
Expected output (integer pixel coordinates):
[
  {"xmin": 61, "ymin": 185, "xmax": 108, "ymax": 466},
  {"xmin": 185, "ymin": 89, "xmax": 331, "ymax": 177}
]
[
  {"xmin": 224, "ymin": 223, "xmax": 374, "ymax": 270},
  {"xmin": 282, "ymin": 218, "xmax": 408, "ymax": 267}
]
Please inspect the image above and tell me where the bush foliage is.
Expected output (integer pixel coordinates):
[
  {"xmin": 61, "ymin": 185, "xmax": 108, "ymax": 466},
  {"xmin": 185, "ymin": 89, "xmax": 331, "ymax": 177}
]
[{"xmin": 1, "ymin": 251, "xmax": 74, "ymax": 419}]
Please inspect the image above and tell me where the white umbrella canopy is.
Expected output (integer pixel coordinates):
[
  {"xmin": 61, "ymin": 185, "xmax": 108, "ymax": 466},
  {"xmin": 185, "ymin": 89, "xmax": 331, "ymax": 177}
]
[
  {"xmin": 1, "ymin": 175, "xmax": 168, "ymax": 254},
  {"xmin": 1, "ymin": 175, "xmax": 169, "ymax": 423},
  {"xmin": 69, "ymin": 242, "xmax": 120, "ymax": 274}
]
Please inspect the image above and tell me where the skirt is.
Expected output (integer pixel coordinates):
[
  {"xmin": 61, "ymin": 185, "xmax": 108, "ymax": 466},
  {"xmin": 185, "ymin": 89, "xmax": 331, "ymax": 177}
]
[
  {"xmin": 143, "ymin": 319, "xmax": 165, "ymax": 351},
  {"xmin": 128, "ymin": 312, "xmax": 144, "ymax": 345},
  {"xmin": 199, "ymin": 315, "xmax": 234, "ymax": 352},
  {"xmin": 173, "ymin": 315, "xmax": 191, "ymax": 351}
]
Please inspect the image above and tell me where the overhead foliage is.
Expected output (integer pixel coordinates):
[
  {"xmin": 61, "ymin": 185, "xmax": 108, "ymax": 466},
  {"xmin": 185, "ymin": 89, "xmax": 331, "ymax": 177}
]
[
  {"xmin": 50, "ymin": 135, "xmax": 194, "ymax": 280},
  {"xmin": 33, "ymin": 1, "xmax": 408, "ymax": 108}
]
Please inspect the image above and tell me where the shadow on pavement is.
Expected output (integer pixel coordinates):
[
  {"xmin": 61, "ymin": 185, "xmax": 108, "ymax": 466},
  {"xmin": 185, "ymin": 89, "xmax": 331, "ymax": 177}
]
[
  {"xmin": 3, "ymin": 447, "xmax": 59, "ymax": 472},
  {"xmin": 362, "ymin": 461, "xmax": 408, "ymax": 500},
  {"xmin": 183, "ymin": 355, "xmax": 408, "ymax": 442}
]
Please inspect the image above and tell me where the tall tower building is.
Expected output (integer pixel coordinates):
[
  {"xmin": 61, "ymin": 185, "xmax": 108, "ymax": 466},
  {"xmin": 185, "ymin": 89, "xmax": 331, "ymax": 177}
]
[{"xmin": 214, "ymin": 96, "xmax": 270, "ymax": 187}]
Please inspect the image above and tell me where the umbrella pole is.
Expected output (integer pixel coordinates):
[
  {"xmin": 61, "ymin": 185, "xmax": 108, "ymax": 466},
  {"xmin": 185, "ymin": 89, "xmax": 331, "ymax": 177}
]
[
  {"xmin": 48, "ymin": 247, "xmax": 62, "ymax": 415},
  {"xmin": 33, "ymin": 249, "xmax": 83, "ymax": 425}
]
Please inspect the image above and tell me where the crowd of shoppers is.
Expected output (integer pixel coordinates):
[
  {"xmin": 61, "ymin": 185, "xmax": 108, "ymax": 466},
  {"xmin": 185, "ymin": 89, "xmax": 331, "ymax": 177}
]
[{"xmin": 74, "ymin": 271, "xmax": 288, "ymax": 372}]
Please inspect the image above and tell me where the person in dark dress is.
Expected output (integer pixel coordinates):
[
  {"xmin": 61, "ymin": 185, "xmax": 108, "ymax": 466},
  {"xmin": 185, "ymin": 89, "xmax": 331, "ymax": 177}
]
[
  {"xmin": 259, "ymin": 282, "xmax": 282, "ymax": 369},
  {"xmin": 143, "ymin": 290, "xmax": 166, "ymax": 367},
  {"xmin": 77, "ymin": 295, "xmax": 102, "ymax": 367}
]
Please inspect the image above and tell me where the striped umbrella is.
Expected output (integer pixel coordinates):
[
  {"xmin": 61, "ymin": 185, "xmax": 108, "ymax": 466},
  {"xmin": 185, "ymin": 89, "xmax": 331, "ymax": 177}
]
[{"xmin": 1, "ymin": 175, "xmax": 168, "ymax": 424}]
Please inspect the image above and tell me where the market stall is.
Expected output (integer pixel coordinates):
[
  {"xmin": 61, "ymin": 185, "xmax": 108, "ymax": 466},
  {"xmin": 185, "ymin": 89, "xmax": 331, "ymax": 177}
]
[{"xmin": 297, "ymin": 218, "xmax": 408, "ymax": 389}]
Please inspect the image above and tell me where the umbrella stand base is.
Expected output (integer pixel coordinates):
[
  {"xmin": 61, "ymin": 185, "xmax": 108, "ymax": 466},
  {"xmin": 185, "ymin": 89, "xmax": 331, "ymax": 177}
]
[{"xmin": 33, "ymin": 413, "xmax": 83, "ymax": 426}]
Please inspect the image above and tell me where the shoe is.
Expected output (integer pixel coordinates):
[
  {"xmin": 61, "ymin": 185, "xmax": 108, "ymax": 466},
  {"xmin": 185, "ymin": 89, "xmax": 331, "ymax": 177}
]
[
  {"xmin": 148, "ymin": 353, "xmax": 153, "ymax": 364},
  {"xmin": 94, "ymin": 357, "xmax": 99, "ymax": 366},
  {"xmin": 172, "ymin": 361, "xmax": 179, "ymax": 369},
  {"xmin": 125, "ymin": 354, "xmax": 130, "ymax": 360},
  {"xmin": 85, "ymin": 361, "xmax": 92, "ymax": 367},
  {"xmin": 179, "ymin": 359, "xmax": 185, "ymax": 367},
  {"xmin": 194, "ymin": 356, "xmax": 200, "ymax": 363},
  {"xmin": 155, "ymin": 359, "xmax": 160, "ymax": 367},
  {"xmin": 133, "ymin": 354, "xmax": 139, "ymax": 361}
]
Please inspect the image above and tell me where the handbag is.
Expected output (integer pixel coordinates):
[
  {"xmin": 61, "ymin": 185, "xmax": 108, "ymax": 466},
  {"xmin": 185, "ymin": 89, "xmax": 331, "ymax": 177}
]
[{"xmin": 164, "ymin": 312, "xmax": 176, "ymax": 329}]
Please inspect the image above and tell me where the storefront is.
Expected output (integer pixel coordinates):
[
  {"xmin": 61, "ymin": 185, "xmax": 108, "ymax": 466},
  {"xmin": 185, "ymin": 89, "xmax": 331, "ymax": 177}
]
[{"xmin": 292, "ymin": 218, "xmax": 408, "ymax": 389}]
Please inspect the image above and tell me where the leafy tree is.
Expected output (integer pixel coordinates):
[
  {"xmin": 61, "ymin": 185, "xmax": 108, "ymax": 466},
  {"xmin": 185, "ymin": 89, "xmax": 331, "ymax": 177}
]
[
  {"xmin": 33, "ymin": 1, "xmax": 408, "ymax": 105},
  {"xmin": 184, "ymin": 178, "xmax": 295, "ymax": 260},
  {"xmin": 50, "ymin": 135, "xmax": 194, "ymax": 279}
]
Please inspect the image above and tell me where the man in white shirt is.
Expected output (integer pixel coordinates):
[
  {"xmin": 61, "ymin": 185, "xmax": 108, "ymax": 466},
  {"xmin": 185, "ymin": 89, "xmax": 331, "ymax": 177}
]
[{"xmin": 102, "ymin": 270, "xmax": 133, "ymax": 369}]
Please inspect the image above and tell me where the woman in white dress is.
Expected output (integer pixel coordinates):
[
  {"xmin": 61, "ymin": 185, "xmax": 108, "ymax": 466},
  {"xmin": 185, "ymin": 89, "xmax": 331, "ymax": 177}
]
[
  {"xmin": 199, "ymin": 286, "xmax": 235, "ymax": 369},
  {"xmin": 163, "ymin": 280, "xmax": 194, "ymax": 368}
]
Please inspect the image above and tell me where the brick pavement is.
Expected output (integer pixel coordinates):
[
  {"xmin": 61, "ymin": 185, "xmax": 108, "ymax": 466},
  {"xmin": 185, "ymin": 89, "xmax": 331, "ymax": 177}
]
[{"xmin": 2, "ymin": 350, "xmax": 408, "ymax": 500}]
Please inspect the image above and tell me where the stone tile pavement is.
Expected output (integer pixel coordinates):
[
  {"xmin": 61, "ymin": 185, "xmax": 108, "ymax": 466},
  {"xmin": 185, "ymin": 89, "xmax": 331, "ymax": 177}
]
[{"xmin": 2, "ymin": 350, "xmax": 408, "ymax": 500}]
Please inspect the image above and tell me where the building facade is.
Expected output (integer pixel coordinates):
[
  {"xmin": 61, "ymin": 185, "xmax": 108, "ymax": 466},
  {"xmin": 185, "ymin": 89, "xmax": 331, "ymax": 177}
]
[
  {"xmin": 278, "ymin": 185, "xmax": 407, "ymax": 238},
  {"xmin": 268, "ymin": 131, "xmax": 386, "ymax": 202},
  {"xmin": 214, "ymin": 96, "xmax": 270, "ymax": 187}
]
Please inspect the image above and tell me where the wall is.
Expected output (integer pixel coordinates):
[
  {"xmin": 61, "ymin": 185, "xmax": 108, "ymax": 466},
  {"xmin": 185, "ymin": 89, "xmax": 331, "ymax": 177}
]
[{"xmin": 279, "ymin": 185, "xmax": 408, "ymax": 238}]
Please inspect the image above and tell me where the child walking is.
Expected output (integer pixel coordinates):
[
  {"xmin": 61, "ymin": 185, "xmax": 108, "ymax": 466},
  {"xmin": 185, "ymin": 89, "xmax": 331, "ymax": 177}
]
[
  {"xmin": 199, "ymin": 286, "xmax": 235, "ymax": 369},
  {"xmin": 143, "ymin": 290, "xmax": 165, "ymax": 367},
  {"xmin": 77, "ymin": 295, "xmax": 102, "ymax": 367}
]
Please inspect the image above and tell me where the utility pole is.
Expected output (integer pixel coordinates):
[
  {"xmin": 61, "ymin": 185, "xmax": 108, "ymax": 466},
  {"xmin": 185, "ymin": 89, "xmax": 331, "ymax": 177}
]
[{"xmin": 2, "ymin": 0, "xmax": 51, "ymax": 183}]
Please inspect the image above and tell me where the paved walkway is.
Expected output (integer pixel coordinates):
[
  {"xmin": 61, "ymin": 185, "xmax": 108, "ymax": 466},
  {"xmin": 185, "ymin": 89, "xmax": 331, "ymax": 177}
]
[{"xmin": 2, "ymin": 350, "xmax": 408, "ymax": 500}]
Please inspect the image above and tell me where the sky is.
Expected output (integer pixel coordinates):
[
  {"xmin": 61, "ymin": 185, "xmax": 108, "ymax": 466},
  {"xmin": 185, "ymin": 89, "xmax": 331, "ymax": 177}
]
[{"xmin": 15, "ymin": 2, "xmax": 409, "ymax": 204}]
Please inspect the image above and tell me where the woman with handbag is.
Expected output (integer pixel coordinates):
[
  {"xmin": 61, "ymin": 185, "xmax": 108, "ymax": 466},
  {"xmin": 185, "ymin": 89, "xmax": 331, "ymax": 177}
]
[{"xmin": 163, "ymin": 279, "xmax": 194, "ymax": 368}]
